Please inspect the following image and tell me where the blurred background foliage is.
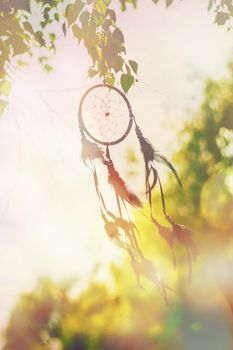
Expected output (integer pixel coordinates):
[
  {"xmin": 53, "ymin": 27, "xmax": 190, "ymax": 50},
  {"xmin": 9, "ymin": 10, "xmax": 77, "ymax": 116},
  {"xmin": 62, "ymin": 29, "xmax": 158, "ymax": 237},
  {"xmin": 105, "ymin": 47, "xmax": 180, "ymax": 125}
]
[{"xmin": 2, "ymin": 57, "xmax": 233, "ymax": 349}]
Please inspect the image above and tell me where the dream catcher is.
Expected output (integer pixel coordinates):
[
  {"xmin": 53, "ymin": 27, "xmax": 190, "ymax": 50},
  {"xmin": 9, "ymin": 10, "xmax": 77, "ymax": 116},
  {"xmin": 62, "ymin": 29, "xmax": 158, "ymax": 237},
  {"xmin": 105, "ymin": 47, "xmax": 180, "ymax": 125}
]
[{"xmin": 78, "ymin": 84, "xmax": 197, "ymax": 300}]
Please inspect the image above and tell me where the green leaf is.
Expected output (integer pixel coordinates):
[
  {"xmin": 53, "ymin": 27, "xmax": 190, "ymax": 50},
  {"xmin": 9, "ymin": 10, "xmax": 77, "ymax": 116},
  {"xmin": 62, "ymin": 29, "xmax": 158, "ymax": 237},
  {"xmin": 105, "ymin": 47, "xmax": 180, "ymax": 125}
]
[
  {"xmin": 49, "ymin": 33, "xmax": 56, "ymax": 42},
  {"xmin": 94, "ymin": 0, "xmax": 107, "ymax": 16},
  {"xmin": 40, "ymin": 21, "xmax": 47, "ymax": 29},
  {"xmin": 215, "ymin": 11, "xmax": 230, "ymax": 25},
  {"xmin": 120, "ymin": 1, "xmax": 126, "ymax": 11},
  {"xmin": 23, "ymin": 21, "xmax": 34, "ymax": 34},
  {"xmin": 34, "ymin": 31, "xmax": 46, "ymax": 46},
  {"xmin": 112, "ymin": 56, "xmax": 123, "ymax": 72},
  {"xmin": 86, "ymin": 27, "xmax": 99, "ymax": 46},
  {"xmin": 88, "ymin": 67, "xmax": 98, "ymax": 77},
  {"xmin": 38, "ymin": 56, "xmax": 48, "ymax": 64},
  {"xmin": 99, "ymin": 61, "xmax": 107, "ymax": 76},
  {"xmin": 8, "ymin": 34, "xmax": 28, "ymax": 56},
  {"xmin": 92, "ymin": 12, "xmax": 104, "ymax": 26},
  {"xmin": 0, "ymin": 100, "xmax": 8, "ymax": 116},
  {"xmin": 54, "ymin": 13, "xmax": 59, "ymax": 21},
  {"xmin": 62, "ymin": 22, "xmax": 67, "ymax": 36},
  {"xmin": 166, "ymin": 0, "xmax": 174, "ymax": 7},
  {"xmin": 119, "ymin": 0, "xmax": 136, "ymax": 10},
  {"xmin": 208, "ymin": 0, "xmax": 214, "ymax": 11},
  {"xmin": 125, "ymin": 63, "xmax": 130, "ymax": 74},
  {"xmin": 120, "ymin": 73, "xmax": 134, "ymax": 93},
  {"xmin": 66, "ymin": 0, "xmax": 85, "ymax": 27},
  {"xmin": 105, "ymin": 72, "xmax": 115, "ymax": 85},
  {"xmin": 80, "ymin": 11, "xmax": 90, "ymax": 29},
  {"xmin": 221, "ymin": 0, "xmax": 232, "ymax": 8},
  {"xmin": 17, "ymin": 59, "xmax": 29, "ymax": 67},
  {"xmin": 44, "ymin": 64, "xmax": 53, "ymax": 73},
  {"xmin": 129, "ymin": 60, "xmax": 138, "ymax": 74},
  {"xmin": 72, "ymin": 24, "xmax": 82, "ymax": 43},
  {"xmin": 88, "ymin": 47, "xmax": 99, "ymax": 63},
  {"xmin": 0, "ymin": 65, "xmax": 6, "ymax": 80},
  {"xmin": 0, "ymin": 80, "xmax": 11, "ymax": 97},
  {"xmin": 113, "ymin": 28, "xmax": 124, "ymax": 43},
  {"xmin": 102, "ymin": 19, "xmax": 113, "ymax": 31},
  {"xmin": 44, "ymin": 7, "xmax": 50, "ymax": 21},
  {"xmin": 106, "ymin": 8, "xmax": 116, "ymax": 22},
  {"xmin": 102, "ymin": 39, "xmax": 119, "ymax": 58}
]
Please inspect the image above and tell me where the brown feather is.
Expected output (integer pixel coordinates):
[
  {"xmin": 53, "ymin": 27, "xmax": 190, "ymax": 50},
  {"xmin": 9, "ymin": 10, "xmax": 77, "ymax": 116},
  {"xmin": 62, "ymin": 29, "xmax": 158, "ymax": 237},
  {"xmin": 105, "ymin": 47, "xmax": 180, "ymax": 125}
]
[
  {"xmin": 171, "ymin": 222, "xmax": 197, "ymax": 255},
  {"xmin": 107, "ymin": 161, "xmax": 142, "ymax": 208}
]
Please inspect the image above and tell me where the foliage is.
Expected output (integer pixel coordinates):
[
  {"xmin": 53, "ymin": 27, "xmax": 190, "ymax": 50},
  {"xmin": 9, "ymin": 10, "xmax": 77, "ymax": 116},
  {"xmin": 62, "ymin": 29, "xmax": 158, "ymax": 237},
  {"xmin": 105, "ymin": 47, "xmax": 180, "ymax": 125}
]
[
  {"xmin": 209, "ymin": 0, "xmax": 233, "ymax": 27},
  {"xmin": 0, "ymin": 0, "xmax": 232, "ymax": 115},
  {"xmin": 2, "ymin": 273, "xmax": 183, "ymax": 350},
  {"xmin": 167, "ymin": 63, "xmax": 233, "ymax": 223}
]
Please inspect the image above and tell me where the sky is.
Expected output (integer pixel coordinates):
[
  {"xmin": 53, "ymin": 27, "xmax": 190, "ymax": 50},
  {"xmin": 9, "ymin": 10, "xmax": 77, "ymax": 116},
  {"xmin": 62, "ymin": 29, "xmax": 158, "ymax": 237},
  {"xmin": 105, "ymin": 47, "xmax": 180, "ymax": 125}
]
[{"xmin": 0, "ymin": 0, "xmax": 233, "ymax": 341}]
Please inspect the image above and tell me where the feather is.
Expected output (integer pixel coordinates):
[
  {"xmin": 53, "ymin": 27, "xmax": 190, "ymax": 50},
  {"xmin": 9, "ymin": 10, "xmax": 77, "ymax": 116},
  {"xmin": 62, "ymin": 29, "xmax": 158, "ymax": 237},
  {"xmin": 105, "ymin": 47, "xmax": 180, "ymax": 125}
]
[
  {"xmin": 153, "ymin": 153, "xmax": 182, "ymax": 188},
  {"xmin": 135, "ymin": 125, "xmax": 155, "ymax": 164},
  {"xmin": 81, "ymin": 137, "xmax": 104, "ymax": 165},
  {"xmin": 106, "ymin": 161, "xmax": 142, "ymax": 208},
  {"xmin": 140, "ymin": 257, "xmax": 172, "ymax": 303},
  {"xmin": 135, "ymin": 124, "xmax": 182, "ymax": 188},
  {"xmin": 151, "ymin": 217, "xmax": 176, "ymax": 269},
  {"xmin": 106, "ymin": 211, "xmax": 142, "ymax": 257},
  {"xmin": 128, "ymin": 248, "xmax": 174, "ymax": 298},
  {"xmin": 104, "ymin": 221, "xmax": 120, "ymax": 239},
  {"xmin": 135, "ymin": 125, "xmax": 156, "ymax": 191},
  {"xmin": 135, "ymin": 125, "xmax": 159, "ymax": 214},
  {"xmin": 101, "ymin": 211, "xmax": 122, "ymax": 240},
  {"xmin": 102, "ymin": 210, "xmax": 142, "ymax": 261},
  {"xmin": 166, "ymin": 217, "xmax": 198, "ymax": 281},
  {"xmin": 152, "ymin": 218, "xmax": 174, "ymax": 247},
  {"xmin": 128, "ymin": 250, "xmax": 144, "ymax": 289},
  {"xmin": 169, "ymin": 220, "xmax": 198, "ymax": 258}
]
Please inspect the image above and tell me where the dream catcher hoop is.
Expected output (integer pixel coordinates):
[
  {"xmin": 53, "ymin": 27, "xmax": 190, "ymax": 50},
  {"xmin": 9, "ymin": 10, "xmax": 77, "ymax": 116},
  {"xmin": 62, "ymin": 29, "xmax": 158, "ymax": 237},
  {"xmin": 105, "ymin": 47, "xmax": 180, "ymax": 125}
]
[
  {"xmin": 78, "ymin": 83, "xmax": 198, "ymax": 301},
  {"xmin": 79, "ymin": 84, "xmax": 133, "ymax": 146}
]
